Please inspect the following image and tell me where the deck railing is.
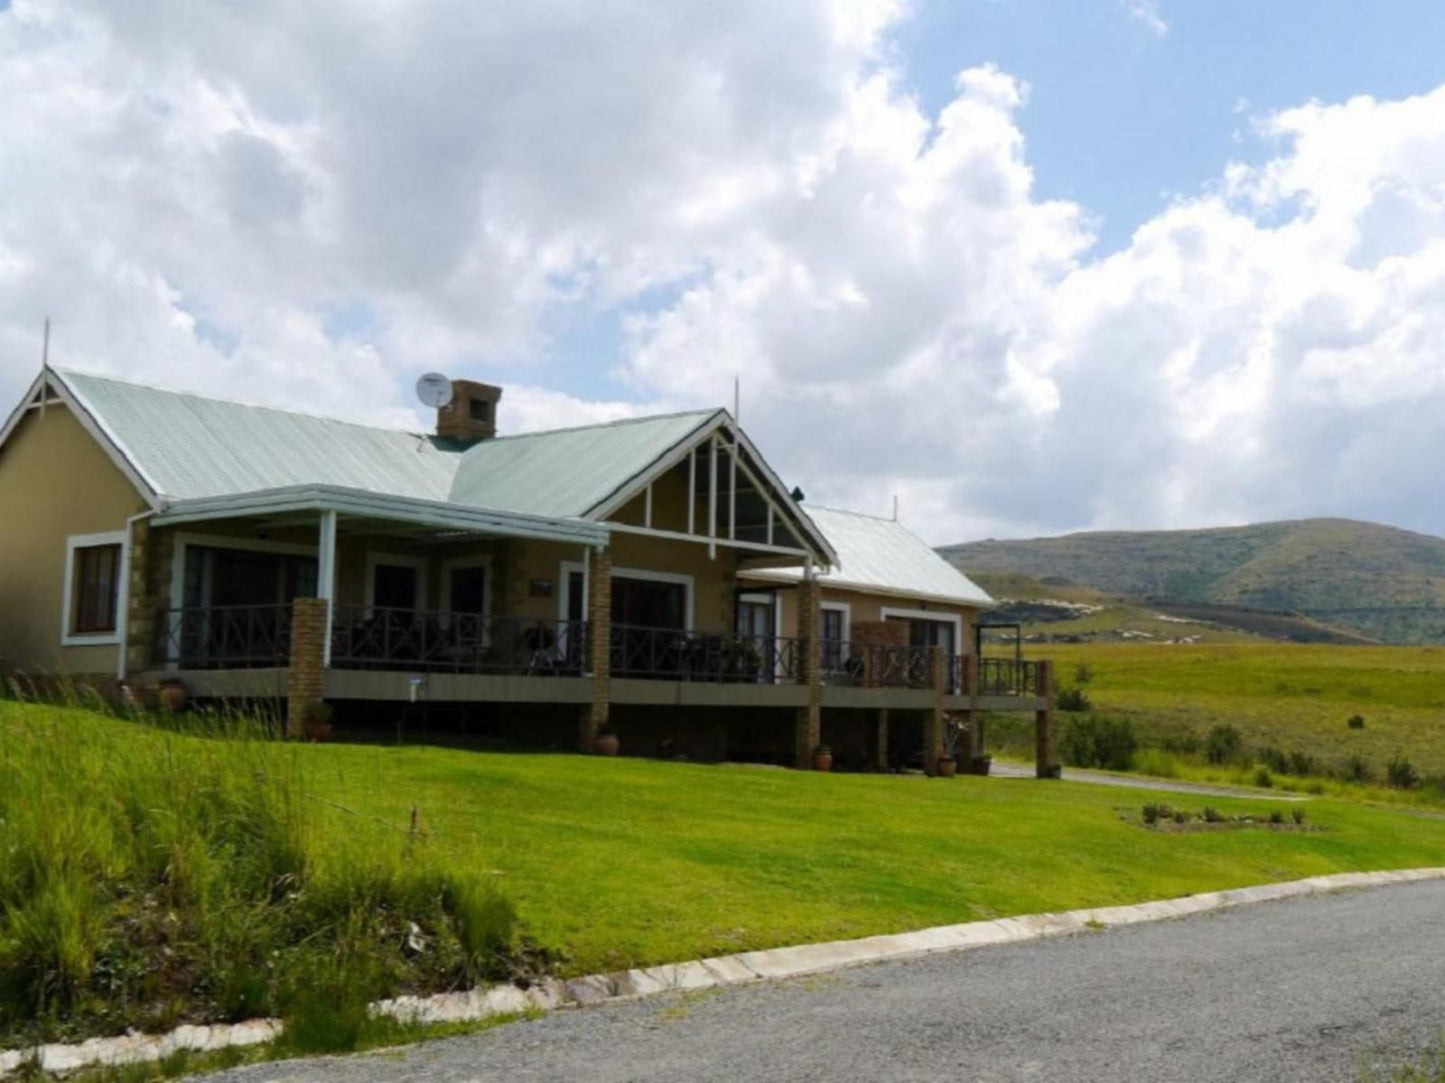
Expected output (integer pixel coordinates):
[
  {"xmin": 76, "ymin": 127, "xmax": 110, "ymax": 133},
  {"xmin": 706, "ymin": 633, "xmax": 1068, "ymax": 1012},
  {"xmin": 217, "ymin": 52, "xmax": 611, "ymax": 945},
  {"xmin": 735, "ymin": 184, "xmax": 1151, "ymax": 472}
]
[
  {"xmin": 612, "ymin": 625, "xmax": 802, "ymax": 683},
  {"xmin": 820, "ymin": 640, "xmax": 939, "ymax": 690},
  {"xmin": 154, "ymin": 603, "xmax": 293, "ymax": 669},
  {"xmin": 978, "ymin": 657, "xmax": 1042, "ymax": 697},
  {"xmin": 329, "ymin": 605, "xmax": 588, "ymax": 676}
]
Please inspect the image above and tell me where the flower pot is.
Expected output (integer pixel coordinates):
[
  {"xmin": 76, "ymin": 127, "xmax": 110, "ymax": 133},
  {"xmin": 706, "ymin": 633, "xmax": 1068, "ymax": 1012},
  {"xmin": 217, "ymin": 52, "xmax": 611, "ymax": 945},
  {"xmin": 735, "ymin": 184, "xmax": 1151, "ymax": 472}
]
[
  {"xmin": 813, "ymin": 751, "xmax": 833, "ymax": 772},
  {"xmin": 937, "ymin": 756, "xmax": 958, "ymax": 778},
  {"xmin": 969, "ymin": 754, "xmax": 992, "ymax": 776},
  {"xmin": 595, "ymin": 733, "xmax": 620, "ymax": 756},
  {"xmin": 158, "ymin": 679, "xmax": 187, "ymax": 713},
  {"xmin": 303, "ymin": 719, "xmax": 333, "ymax": 742}
]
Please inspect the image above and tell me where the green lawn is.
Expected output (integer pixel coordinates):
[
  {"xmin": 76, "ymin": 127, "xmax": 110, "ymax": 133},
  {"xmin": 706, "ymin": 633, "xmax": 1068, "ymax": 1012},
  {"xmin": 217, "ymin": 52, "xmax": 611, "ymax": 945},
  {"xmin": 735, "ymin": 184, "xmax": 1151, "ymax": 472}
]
[
  {"xmin": 8, "ymin": 699, "xmax": 1445, "ymax": 987},
  {"xmin": 1022, "ymin": 643, "xmax": 1445, "ymax": 781}
]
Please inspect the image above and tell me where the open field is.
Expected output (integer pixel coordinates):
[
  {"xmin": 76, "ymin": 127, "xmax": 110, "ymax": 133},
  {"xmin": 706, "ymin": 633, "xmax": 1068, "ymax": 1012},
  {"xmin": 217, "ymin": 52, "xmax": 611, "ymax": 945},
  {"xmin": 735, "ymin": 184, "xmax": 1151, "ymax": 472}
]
[
  {"xmin": 8, "ymin": 698, "xmax": 1445, "ymax": 1050},
  {"xmin": 986, "ymin": 642, "xmax": 1445, "ymax": 788}
]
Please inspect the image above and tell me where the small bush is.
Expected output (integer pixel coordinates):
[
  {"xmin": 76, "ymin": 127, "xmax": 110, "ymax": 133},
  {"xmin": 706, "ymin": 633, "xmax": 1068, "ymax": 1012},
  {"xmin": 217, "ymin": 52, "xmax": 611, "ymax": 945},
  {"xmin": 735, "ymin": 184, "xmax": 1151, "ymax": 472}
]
[
  {"xmin": 1202, "ymin": 806, "xmax": 1224, "ymax": 823},
  {"xmin": 1204, "ymin": 725, "xmax": 1243, "ymax": 766},
  {"xmin": 1133, "ymin": 748, "xmax": 1180, "ymax": 779},
  {"xmin": 1142, "ymin": 803, "xmax": 1162, "ymax": 825},
  {"xmin": 1055, "ymin": 686, "xmax": 1092, "ymax": 712},
  {"xmin": 1257, "ymin": 746, "xmax": 1289, "ymax": 775},
  {"xmin": 1339, "ymin": 755, "xmax": 1373, "ymax": 784},
  {"xmin": 1387, "ymin": 754, "xmax": 1420, "ymax": 790},
  {"xmin": 1288, "ymin": 749, "xmax": 1320, "ymax": 777},
  {"xmin": 1268, "ymin": 810, "xmax": 1286, "ymax": 825},
  {"xmin": 1171, "ymin": 809, "xmax": 1189, "ymax": 824},
  {"xmin": 1072, "ymin": 663, "xmax": 1095, "ymax": 687},
  {"xmin": 1292, "ymin": 807, "xmax": 1307, "ymax": 825},
  {"xmin": 1347, "ymin": 714, "xmax": 1366, "ymax": 730},
  {"xmin": 1254, "ymin": 767, "xmax": 1273, "ymax": 789},
  {"xmin": 1059, "ymin": 714, "xmax": 1136, "ymax": 771}
]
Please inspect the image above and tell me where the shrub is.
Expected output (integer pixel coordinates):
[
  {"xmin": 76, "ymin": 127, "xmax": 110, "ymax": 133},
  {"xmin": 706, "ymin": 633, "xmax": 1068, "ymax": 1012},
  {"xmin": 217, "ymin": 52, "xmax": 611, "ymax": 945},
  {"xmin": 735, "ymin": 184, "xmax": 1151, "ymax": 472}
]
[
  {"xmin": 1204, "ymin": 725, "xmax": 1243, "ymax": 765},
  {"xmin": 1254, "ymin": 767, "xmax": 1274, "ymax": 789},
  {"xmin": 1292, "ymin": 807, "xmax": 1307, "ymax": 825},
  {"xmin": 1257, "ymin": 746, "xmax": 1290, "ymax": 775},
  {"xmin": 1288, "ymin": 749, "xmax": 1320, "ymax": 777},
  {"xmin": 1072, "ymin": 664, "xmax": 1095, "ymax": 687},
  {"xmin": 1347, "ymin": 714, "xmax": 1366, "ymax": 730},
  {"xmin": 1387, "ymin": 754, "xmax": 1420, "ymax": 790},
  {"xmin": 1268, "ymin": 810, "xmax": 1285, "ymax": 825},
  {"xmin": 1202, "ymin": 806, "xmax": 1224, "ymax": 823},
  {"xmin": 1133, "ymin": 748, "xmax": 1180, "ymax": 779},
  {"xmin": 1059, "ymin": 714, "xmax": 1136, "ymax": 772},
  {"xmin": 1055, "ymin": 686, "xmax": 1092, "ymax": 712},
  {"xmin": 1142, "ymin": 803, "xmax": 1162, "ymax": 825},
  {"xmin": 1338, "ymin": 755, "xmax": 1373, "ymax": 784},
  {"xmin": 1171, "ymin": 809, "xmax": 1189, "ymax": 824}
]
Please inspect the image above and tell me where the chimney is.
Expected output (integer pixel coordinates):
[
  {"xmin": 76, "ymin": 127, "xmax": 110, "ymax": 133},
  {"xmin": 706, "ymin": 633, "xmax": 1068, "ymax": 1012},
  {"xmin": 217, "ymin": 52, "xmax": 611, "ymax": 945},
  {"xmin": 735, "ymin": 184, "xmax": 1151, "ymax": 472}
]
[{"xmin": 436, "ymin": 379, "xmax": 503, "ymax": 445}]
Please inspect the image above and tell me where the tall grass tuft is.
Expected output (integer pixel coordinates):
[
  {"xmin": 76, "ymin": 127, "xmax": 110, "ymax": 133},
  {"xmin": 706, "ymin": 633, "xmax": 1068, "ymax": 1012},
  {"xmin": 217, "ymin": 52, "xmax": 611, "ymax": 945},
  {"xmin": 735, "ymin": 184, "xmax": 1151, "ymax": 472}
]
[{"xmin": 0, "ymin": 703, "xmax": 519, "ymax": 1050}]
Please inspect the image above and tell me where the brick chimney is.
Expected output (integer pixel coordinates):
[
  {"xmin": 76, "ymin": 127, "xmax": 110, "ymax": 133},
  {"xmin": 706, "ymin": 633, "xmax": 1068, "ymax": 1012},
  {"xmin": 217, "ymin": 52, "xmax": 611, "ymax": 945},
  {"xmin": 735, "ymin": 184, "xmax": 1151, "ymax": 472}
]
[{"xmin": 436, "ymin": 379, "xmax": 502, "ymax": 445}]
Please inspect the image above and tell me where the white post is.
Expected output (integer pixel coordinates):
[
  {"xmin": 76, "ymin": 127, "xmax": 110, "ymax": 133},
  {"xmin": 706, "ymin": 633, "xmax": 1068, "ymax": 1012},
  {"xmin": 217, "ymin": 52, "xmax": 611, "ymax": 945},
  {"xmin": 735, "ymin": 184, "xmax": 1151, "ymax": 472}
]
[
  {"xmin": 729, "ymin": 435, "xmax": 737, "ymax": 540},
  {"xmin": 645, "ymin": 482, "xmax": 653, "ymax": 528},
  {"xmin": 767, "ymin": 505, "xmax": 774, "ymax": 546},
  {"xmin": 708, "ymin": 434, "xmax": 718, "ymax": 559},
  {"xmin": 688, "ymin": 447, "xmax": 697, "ymax": 535},
  {"xmin": 318, "ymin": 510, "xmax": 338, "ymax": 666}
]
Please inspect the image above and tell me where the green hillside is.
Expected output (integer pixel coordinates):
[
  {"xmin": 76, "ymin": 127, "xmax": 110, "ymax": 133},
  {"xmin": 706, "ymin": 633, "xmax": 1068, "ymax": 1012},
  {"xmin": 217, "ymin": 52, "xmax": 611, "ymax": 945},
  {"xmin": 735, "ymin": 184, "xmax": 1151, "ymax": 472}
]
[{"xmin": 943, "ymin": 518, "xmax": 1445, "ymax": 644}]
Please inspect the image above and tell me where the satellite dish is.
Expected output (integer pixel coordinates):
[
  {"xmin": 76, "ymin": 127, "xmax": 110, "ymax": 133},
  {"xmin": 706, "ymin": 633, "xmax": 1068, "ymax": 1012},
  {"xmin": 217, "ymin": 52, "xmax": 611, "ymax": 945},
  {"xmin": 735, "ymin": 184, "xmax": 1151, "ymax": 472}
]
[{"xmin": 416, "ymin": 373, "xmax": 454, "ymax": 409}]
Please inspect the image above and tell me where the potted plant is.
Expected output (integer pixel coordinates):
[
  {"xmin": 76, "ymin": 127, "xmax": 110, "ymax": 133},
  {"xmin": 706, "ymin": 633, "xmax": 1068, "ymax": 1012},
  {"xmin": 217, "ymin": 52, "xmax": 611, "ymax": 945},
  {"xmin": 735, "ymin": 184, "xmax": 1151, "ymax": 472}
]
[
  {"xmin": 938, "ymin": 715, "xmax": 966, "ymax": 778},
  {"xmin": 302, "ymin": 702, "xmax": 333, "ymax": 742},
  {"xmin": 157, "ymin": 678, "xmax": 188, "ymax": 713},
  {"xmin": 594, "ymin": 720, "xmax": 619, "ymax": 756},
  {"xmin": 969, "ymin": 753, "xmax": 993, "ymax": 776},
  {"xmin": 813, "ymin": 742, "xmax": 833, "ymax": 772}
]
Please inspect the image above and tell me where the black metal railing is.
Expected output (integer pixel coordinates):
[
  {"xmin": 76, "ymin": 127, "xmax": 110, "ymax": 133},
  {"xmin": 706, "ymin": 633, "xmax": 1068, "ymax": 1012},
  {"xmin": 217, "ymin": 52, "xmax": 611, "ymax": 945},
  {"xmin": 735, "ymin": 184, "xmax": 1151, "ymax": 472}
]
[
  {"xmin": 978, "ymin": 657, "xmax": 1041, "ymax": 697},
  {"xmin": 819, "ymin": 640, "xmax": 939, "ymax": 689},
  {"xmin": 612, "ymin": 625, "xmax": 802, "ymax": 683},
  {"xmin": 155, "ymin": 604, "xmax": 293, "ymax": 669},
  {"xmin": 330, "ymin": 605, "xmax": 588, "ymax": 675}
]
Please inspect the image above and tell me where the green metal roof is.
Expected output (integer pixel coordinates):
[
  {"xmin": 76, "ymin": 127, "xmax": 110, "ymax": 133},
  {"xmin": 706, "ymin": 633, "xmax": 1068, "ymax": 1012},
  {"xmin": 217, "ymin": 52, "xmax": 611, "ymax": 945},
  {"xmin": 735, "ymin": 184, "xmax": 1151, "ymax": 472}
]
[
  {"xmin": 448, "ymin": 410, "xmax": 720, "ymax": 517},
  {"xmin": 59, "ymin": 370, "xmax": 457, "ymax": 502}
]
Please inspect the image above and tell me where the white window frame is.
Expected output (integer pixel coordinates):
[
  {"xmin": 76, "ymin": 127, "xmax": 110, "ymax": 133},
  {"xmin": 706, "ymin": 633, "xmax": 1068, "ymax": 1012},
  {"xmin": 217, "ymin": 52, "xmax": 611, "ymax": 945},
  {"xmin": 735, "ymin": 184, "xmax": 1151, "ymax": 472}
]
[
  {"xmin": 880, "ymin": 605, "xmax": 963, "ymax": 654},
  {"xmin": 558, "ymin": 559, "xmax": 589, "ymax": 624},
  {"xmin": 820, "ymin": 600, "xmax": 852, "ymax": 644},
  {"xmin": 439, "ymin": 556, "xmax": 493, "ymax": 622},
  {"xmin": 612, "ymin": 566, "xmax": 695, "ymax": 631},
  {"xmin": 364, "ymin": 552, "xmax": 429, "ymax": 615},
  {"xmin": 61, "ymin": 531, "xmax": 128, "ymax": 646}
]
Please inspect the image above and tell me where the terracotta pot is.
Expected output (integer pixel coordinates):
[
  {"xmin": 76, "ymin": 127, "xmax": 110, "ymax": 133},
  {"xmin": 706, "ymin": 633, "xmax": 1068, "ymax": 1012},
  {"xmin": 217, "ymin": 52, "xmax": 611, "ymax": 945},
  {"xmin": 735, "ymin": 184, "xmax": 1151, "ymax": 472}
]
[
  {"xmin": 937, "ymin": 756, "xmax": 958, "ymax": 778},
  {"xmin": 969, "ymin": 754, "xmax": 993, "ymax": 777},
  {"xmin": 158, "ymin": 680, "xmax": 188, "ymax": 713},
  {"xmin": 303, "ymin": 719, "xmax": 333, "ymax": 742},
  {"xmin": 595, "ymin": 733, "xmax": 620, "ymax": 756},
  {"xmin": 813, "ymin": 751, "xmax": 833, "ymax": 772}
]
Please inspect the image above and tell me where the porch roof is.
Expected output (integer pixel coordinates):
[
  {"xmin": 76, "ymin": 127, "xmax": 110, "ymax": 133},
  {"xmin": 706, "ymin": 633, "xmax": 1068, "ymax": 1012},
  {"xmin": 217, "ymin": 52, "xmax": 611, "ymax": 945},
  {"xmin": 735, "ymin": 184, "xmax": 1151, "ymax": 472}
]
[{"xmin": 151, "ymin": 484, "xmax": 608, "ymax": 547}]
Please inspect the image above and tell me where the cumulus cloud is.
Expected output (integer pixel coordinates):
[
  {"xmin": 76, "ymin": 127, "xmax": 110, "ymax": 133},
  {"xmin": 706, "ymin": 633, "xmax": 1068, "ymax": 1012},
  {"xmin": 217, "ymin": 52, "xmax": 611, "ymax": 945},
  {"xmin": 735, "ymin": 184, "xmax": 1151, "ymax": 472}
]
[
  {"xmin": 1121, "ymin": 1, "xmax": 1169, "ymax": 39},
  {"xmin": 2, "ymin": 1, "xmax": 1444, "ymax": 543}
]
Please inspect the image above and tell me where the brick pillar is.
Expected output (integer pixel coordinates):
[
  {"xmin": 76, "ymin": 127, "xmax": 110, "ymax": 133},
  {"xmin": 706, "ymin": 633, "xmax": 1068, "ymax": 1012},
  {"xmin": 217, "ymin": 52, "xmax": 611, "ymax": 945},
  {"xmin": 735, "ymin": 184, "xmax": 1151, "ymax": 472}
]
[
  {"xmin": 287, "ymin": 598, "xmax": 328, "ymax": 738},
  {"xmin": 580, "ymin": 547, "xmax": 612, "ymax": 751},
  {"xmin": 874, "ymin": 707, "xmax": 889, "ymax": 771},
  {"xmin": 124, "ymin": 518, "xmax": 153, "ymax": 677},
  {"xmin": 921, "ymin": 647, "xmax": 945, "ymax": 776},
  {"xmin": 793, "ymin": 576, "xmax": 822, "ymax": 769},
  {"xmin": 1035, "ymin": 659, "xmax": 1057, "ymax": 779}
]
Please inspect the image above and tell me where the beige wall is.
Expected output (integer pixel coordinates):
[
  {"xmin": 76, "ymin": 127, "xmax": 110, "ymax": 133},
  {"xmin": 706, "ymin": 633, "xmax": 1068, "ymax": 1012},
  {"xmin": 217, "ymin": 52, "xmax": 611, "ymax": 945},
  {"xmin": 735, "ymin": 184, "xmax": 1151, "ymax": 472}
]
[
  {"xmin": 746, "ymin": 580, "xmax": 979, "ymax": 650},
  {"xmin": 0, "ymin": 405, "xmax": 148, "ymax": 674}
]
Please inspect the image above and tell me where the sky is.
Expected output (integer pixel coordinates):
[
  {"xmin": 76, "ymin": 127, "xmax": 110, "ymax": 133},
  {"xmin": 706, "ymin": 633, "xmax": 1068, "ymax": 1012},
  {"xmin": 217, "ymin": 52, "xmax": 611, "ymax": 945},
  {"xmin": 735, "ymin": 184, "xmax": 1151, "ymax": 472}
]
[{"xmin": 2, "ymin": 0, "xmax": 1445, "ymax": 543}]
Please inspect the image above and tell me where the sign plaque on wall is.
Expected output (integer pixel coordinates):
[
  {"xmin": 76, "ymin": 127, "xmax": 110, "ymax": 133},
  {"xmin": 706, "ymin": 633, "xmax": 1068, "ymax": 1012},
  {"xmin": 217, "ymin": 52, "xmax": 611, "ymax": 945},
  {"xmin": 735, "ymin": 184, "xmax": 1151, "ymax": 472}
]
[{"xmin": 529, "ymin": 578, "xmax": 554, "ymax": 598}]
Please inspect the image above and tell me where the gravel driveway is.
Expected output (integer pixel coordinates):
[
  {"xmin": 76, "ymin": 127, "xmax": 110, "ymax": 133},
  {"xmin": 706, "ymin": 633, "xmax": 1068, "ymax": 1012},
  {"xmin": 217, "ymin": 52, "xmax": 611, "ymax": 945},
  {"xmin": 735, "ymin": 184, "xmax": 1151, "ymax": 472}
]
[{"xmin": 199, "ymin": 880, "xmax": 1445, "ymax": 1083}]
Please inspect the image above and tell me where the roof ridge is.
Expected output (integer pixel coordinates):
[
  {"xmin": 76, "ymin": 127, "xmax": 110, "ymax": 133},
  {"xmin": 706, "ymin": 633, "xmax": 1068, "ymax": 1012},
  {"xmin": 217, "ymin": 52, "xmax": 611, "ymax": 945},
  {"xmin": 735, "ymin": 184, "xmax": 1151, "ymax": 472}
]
[
  {"xmin": 808, "ymin": 504, "xmax": 904, "ymax": 523},
  {"xmin": 56, "ymin": 366, "xmax": 724, "ymax": 445}
]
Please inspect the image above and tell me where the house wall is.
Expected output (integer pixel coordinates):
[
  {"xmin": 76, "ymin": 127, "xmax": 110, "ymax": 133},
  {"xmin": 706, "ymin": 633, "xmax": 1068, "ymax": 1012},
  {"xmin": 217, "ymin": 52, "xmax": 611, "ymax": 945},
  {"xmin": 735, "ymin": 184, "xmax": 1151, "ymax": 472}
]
[
  {"xmin": 752, "ymin": 581, "xmax": 979, "ymax": 650},
  {"xmin": 0, "ymin": 404, "xmax": 148, "ymax": 675}
]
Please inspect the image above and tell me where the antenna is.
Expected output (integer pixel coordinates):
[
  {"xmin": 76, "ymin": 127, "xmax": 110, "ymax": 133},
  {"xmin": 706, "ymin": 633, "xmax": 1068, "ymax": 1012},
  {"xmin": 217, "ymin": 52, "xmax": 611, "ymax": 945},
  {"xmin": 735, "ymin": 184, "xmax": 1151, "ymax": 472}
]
[
  {"xmin": 733, "ymin": 375, "xmax": 740, "ymax": 422},
  {"xmin": 892, "ymin": 494, "xmax": 899, "ymax": 521},
  {"xmin": 415, "ymin": 372, "xmax": 454, "ymax": 409},
  {"xmin": 41, "ymin": 317, "xmax": 50, "ymax": 370}
]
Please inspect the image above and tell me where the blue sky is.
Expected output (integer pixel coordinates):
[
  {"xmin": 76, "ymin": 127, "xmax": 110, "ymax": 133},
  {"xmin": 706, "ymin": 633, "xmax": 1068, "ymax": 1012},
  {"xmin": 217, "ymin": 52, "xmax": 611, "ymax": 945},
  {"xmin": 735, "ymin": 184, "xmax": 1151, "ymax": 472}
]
[{"xmin": 897, "ymin": 0, "xmax": 1445, "ymax": 254}]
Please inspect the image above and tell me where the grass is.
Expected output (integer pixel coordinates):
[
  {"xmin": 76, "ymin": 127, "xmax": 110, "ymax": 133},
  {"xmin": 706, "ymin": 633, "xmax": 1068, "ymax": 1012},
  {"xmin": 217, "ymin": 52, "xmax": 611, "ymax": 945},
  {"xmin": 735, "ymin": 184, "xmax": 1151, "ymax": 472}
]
[
  {"xmin": 1023, "ymin": 643, "xmax": 1445, "ymax": 781},
  {"xmin": 0, "ymin": 703, "xmax": 519, "ymax": 1051},
  {"xmin": 9, "ymin": 687, "xmax": 1445, "ymax": 1056}
]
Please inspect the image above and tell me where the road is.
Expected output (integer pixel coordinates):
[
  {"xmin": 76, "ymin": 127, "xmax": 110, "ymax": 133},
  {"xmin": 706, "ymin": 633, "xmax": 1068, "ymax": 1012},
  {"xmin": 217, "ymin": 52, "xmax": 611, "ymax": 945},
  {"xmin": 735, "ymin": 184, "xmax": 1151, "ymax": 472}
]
[
  {"xmin": 989, "ymin": 759, "xmax": 1309, "ymax": 799},
  {"xmin": 203, "ymin": 880, "xmax": 1445, "ymax": 1083}
]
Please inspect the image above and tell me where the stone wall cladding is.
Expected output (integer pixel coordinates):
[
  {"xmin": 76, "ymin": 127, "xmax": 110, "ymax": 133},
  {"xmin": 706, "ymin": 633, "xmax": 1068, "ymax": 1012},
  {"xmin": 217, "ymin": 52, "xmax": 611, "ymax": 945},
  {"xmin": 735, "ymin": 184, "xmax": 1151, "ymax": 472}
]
[
  {"xmin": 794, "ymin": 576, "xmax": 822, "ymax": 768},
  {"xmin": 286, "ymin": 598, "xmax": 328, "ymax": 738},
  {"xmin": 581, "ymin": 547, "xmax": 612, "ymax": 750}
]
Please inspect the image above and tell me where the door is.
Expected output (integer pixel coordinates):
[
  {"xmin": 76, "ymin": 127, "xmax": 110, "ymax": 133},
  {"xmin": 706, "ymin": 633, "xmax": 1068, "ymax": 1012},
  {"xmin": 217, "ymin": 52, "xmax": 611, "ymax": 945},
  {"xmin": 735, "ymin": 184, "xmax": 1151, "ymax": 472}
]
[{"xmin": 735, "ymin": 596, "xmax": 776, "ymax": 681}]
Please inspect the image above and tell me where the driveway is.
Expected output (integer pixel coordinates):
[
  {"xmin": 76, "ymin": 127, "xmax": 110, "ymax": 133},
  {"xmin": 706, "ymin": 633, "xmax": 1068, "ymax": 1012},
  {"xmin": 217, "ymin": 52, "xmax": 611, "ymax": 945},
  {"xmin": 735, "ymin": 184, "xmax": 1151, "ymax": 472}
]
[
  {"xmin": 200, "ymin": 880, "xmax": 1445, "ymax": 1082},
  {"xmin": 989, "ymin": 758, "xmax": 1308, "ymax": 799}
]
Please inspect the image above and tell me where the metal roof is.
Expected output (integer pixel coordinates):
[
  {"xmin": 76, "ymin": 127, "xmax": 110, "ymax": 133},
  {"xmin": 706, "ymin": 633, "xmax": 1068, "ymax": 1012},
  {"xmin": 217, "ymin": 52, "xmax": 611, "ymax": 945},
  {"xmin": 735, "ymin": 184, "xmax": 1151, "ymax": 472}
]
[
  {"xmin": 58, "ymin": 369, "xmax": 457, "ymax": 502},
  {"xmin": 746, "ymin": 506, "xmax": 993, "ymax": 607},
  {"xmin": 448, "ymin": 410, "xmax": 721, "ymax": 517}
]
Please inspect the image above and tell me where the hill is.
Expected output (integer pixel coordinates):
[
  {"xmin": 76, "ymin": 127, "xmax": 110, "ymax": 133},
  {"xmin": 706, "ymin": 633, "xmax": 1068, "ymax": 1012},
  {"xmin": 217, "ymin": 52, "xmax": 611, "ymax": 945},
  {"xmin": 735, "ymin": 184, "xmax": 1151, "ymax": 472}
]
[{"xmin": 943, "ymin": 518, "xmax": 1445, "ymax": 644}]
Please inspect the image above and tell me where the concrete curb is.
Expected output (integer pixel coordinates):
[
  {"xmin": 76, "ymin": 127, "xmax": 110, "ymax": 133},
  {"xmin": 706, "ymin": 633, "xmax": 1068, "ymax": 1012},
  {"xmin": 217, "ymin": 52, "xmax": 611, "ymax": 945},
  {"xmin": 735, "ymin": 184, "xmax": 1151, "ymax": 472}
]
[{"xmin": 6, "ymin": 867, "xmax": 1445, "ymax": 1076}]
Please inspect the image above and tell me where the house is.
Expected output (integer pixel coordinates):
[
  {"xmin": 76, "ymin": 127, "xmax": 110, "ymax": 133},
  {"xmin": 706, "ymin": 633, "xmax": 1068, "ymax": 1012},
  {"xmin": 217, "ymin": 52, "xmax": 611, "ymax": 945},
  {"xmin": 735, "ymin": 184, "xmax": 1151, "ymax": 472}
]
[{"xmin": 0, "ymin": 366, "xmax": 1055, "ymax": 773}]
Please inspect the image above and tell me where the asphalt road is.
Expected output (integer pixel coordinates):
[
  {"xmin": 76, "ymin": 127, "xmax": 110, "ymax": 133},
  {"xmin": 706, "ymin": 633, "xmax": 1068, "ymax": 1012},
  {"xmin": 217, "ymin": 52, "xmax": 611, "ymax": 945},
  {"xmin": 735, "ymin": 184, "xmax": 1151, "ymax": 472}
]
[{"xmin": 203, "ymin": 880, "xmax": 1445, "ymax": 1083}]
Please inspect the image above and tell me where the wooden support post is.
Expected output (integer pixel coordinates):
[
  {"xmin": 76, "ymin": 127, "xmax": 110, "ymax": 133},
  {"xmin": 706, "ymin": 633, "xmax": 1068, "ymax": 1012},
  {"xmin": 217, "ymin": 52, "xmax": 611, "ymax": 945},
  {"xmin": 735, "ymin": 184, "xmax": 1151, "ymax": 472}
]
[
  {"xmin": 922, "ymin": 647, "xmax": 945, "ymax": 776},
  {"xmin": 581, "ymin": 547, "xmax": 613, "ymax": 751},
  {"xmin": 875, "ymin": 707, "xmax": 889, "ymax": 771},
  {"xmin": 794, "ymin": 567, "xmax": 822, "ymax": 769},
  {"xmin": 1035, "ymin": 659, "xmax": 1057, "ymax": 779}
]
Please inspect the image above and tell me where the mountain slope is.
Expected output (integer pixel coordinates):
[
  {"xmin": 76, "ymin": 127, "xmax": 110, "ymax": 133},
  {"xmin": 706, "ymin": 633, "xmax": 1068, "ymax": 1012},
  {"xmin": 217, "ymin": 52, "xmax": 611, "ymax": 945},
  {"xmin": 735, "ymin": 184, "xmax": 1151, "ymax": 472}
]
[{"xmin": 941, "ymin": 518, "xmax": 1445, "ymax": 644}]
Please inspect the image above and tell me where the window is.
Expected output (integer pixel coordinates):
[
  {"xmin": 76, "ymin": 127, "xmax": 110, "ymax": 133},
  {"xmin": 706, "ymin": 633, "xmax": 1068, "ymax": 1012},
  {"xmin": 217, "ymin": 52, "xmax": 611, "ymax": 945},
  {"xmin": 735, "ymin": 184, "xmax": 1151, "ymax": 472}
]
[
  {"xmin": 364, "ymin": 553, "xmax": 427, "ymax": 616},
  {"xmin": 62, "ymin": 531, "xmax": 127, "ymax": 644},
  {"xmin": 613, "ymin": 576, "xmax": 688, "ymax": 629},
  {"xmin": 448, "ymin": 566, "xmax": 487, "ymax": 615}
]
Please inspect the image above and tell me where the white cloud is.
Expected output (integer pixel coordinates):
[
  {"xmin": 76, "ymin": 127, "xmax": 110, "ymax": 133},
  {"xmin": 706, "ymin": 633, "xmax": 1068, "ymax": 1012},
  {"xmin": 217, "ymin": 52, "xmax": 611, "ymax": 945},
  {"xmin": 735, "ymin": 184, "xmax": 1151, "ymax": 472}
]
[
  {"xmin": 2, "ymin": 1, "xmax": 1445, "ymax": 544},
  {"xmin": 1121, "ymin": 0, "xmax": 1169, "ymax": 39}
]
